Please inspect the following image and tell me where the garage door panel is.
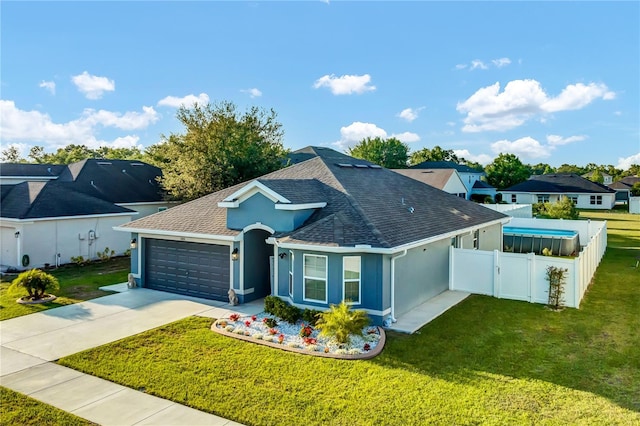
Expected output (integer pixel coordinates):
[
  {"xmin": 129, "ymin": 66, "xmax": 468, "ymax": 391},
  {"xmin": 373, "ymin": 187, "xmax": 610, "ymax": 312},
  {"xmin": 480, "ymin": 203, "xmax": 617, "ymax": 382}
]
[{"xmin": 145, "ymin": 239, "xmax": 230, "ymax": 300}]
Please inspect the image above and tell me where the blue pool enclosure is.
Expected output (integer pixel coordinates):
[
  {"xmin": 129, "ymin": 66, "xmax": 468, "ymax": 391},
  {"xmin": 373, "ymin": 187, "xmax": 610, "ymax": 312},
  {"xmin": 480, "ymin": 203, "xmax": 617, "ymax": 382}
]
[{"xmin": 503, "ymin": 226, "xmax": 581, "ymax": 256}]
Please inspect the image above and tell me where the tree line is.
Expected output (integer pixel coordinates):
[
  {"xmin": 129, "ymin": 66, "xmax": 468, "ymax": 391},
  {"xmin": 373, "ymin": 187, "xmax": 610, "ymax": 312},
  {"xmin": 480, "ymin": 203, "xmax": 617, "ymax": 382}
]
[{"xmin": 2, "ymin": 101, "xmax": 638, "ymax": 201}]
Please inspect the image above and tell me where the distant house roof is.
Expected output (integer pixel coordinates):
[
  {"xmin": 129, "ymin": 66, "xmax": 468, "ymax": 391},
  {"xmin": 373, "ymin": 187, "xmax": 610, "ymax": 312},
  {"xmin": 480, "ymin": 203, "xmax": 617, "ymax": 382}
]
[
  {"xmin": 504, "ymin": 174, "xmax": 616, "ymax": 194},
  {"xmin": 120, "ymin": 146, "xmax": 507, "ymax": 249},
  {"xmin": 0, "ymin": 159, "xmax": 164, "ymax": 220},
  {"xmin": 410, "ymin": 160, "xmax": 485, "ymax": 174},
  {"xmin": 472, "ymin": 180, "xmax": 494, "ymax": 189},
  {"xmin": 0, "ymin": 163, "xmax": 66, "ymax": 178},
  {"xmin": 392, "ymin": 169, "xmax": 459, "ymax": 191}
]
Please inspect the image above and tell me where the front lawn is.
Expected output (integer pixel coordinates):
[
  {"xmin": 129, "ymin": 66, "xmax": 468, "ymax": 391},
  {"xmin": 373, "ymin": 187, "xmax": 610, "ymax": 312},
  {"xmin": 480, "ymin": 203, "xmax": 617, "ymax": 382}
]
[
  {"xmin": 0, "ymin": 386, "xmax": 95, "ymax": 426},
  {"xmin": 59, "ymin": 212, "xmax": 640, "ymax": 425},
  {"xmin": 0, "ymin": 257, "xmax": 130, "ymax": 321}
]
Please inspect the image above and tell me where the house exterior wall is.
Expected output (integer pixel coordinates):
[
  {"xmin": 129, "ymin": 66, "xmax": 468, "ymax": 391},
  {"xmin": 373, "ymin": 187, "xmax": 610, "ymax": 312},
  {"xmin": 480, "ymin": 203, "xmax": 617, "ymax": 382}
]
[
  {"xmin": 116, "ymin": 202, "xmax": 175, "ymax": 219},
  {"xmin": 1, "ymin": 214, "xmax": 134, "ymax": 270},
  {"xmin": 630, "ymin": 196, "xmax": 640, "ymax": 214},
  {"xmin": 274, "ymin": 247, "xmax": 386, "ymax": 324},
  {"xmin": 442, "ymin": 178, "xmax": 467, "ymax": 197},
  {"xmin": 503, "ymin": 192, "xmax": 615, "ymax": 209},
  {"xmin": 393, "ymin": 239, "xmax": 450, "ymax": 317},
  {"xmin": 226, "ymin": 193, "xmax": 315, "ymax": 232}
]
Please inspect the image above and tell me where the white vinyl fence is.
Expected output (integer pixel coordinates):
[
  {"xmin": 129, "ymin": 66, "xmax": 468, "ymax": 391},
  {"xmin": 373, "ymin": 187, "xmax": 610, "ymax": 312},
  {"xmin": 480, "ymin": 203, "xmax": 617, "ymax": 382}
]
[
  {"xmin": 482, "ymin": 203, "xmax": 533, "ymax": 218},
  {"xmin": 449, "ymin": 219, "xmax": 607, "ymax": 308}
]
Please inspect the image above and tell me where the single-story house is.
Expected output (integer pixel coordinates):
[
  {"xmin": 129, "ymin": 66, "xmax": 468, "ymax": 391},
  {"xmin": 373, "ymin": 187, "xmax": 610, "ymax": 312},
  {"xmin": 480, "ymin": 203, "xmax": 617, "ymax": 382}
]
[
  {"xmin": 501, "ymin": 173, "xmax": 616, "ymax": 209},
  {"xmin": 392, "ymin": 168, "xmax": 467, "ymax": 198},
  {"xmin": 116, "ymin": 146, "xmax": 508, "ymax": 325},
  {"xmin": 0, "ymin": 159, "xmax": 172, "ymax": 270},
  {"xmin": 409, "ymin": 161, "xmax": 497, "ymax": 201},
  {"xmin": 607, "ymin": 176, "xmax": 640, "ymax": 204}
]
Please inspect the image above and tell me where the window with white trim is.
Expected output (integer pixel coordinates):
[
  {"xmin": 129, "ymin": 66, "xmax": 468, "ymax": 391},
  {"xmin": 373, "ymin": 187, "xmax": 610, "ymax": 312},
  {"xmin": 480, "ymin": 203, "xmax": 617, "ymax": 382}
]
[
  {"xmin": 473, "ymin": 230, "xmax": 479, "ymax": 249},
  {"xmin": 590, "ymin": 195, "xmax": 602, "ymax": 205},
  {"xmin": 511, "ymin": 194, "xmax": 517, "ymax": 203},
  {"xmin": 450, "ymin": 236, "xmax": 459, "ymax": 248},
  {"xmin": 537, "ymin": 195, "xmax": 550, "ymax": 203},
  {"xmin": 288, "ymin": 251, "xmax": 294, "ymax": 297},
  {"xmin": 568, "ymin": 196, "xmax": 578, "ymax": 205},
  {"xmin": 343, "ymin": 256, "xmax": 361, "ymax": 304},
  {"xmin": 303, "ymin": 254, "xmax": 327, "ymax": 303}
]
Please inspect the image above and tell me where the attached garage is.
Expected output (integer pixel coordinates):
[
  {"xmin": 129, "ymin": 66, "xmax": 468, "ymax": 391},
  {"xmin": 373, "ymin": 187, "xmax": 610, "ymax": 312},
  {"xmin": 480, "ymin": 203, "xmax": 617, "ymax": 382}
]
[{"xmin": 144, "ymin": 239, "xmax": 230, "ymax": 301}]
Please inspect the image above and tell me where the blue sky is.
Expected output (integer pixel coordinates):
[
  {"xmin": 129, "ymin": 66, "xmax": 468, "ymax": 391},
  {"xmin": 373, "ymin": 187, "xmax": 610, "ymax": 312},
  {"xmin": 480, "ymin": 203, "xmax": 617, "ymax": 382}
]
[{"xmin": 1, "ymin": 1, "xmax": 639, "ymax": 169}]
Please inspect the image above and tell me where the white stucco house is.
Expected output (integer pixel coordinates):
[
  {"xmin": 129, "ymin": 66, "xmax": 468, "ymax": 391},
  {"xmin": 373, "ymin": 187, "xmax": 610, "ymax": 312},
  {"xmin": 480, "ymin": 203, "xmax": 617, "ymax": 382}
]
[
  {"xmin": 392, "ymin": 168, "xmax": 467, "ymax": 198},
  {"xmin": 408, "ymin": 161, "xmax": 497, "ymax": 202},
  {"xmin": 0, "ymin": 159, "xmax": 173, "ymax": 271}
]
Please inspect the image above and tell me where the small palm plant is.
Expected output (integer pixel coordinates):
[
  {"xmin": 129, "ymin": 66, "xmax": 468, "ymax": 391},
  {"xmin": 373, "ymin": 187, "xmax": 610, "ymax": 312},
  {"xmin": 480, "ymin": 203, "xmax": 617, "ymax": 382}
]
[
  {"xmin": 10, "ymin": 269, "xmax": 60, "ymax": 301},
  {"xmin": 315, "ymin": 300, "xmax": 370, "ymax": 344}
]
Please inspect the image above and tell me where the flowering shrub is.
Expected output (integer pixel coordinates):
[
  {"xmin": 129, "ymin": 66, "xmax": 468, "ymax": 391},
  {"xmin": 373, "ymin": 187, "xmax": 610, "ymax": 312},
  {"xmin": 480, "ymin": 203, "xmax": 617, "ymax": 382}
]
[
  {"xmin": 303, "ymin": 337, "xmax": 317, "ymax": 345},
  {"xmin": 278, "ymin": 334, "xmax": 285, "ymax": 344},
  {"xmin": 363, "ymin": 343, "xmax": 371, "ymax": 351},
  {"xmin": 299, "ymin": 323, "xmax": 313, "ymax": 338},
  {"xmin": 229, "ymin": 313, "xmax": 240, "ymax": 322},
  {"xmin": 244, "ymin": 320, "xmax": 252, "ymax": 327},
  {"xmin": 263, "ymin": 317, "xmax": 278, "ymax": 328},
  {"xmin": 268, "ymin": 328, "xmax": 278, "ymax": 335},
  {"xmin": 251, "ymin": 315, "xmax": 257, "ymax": 322}
]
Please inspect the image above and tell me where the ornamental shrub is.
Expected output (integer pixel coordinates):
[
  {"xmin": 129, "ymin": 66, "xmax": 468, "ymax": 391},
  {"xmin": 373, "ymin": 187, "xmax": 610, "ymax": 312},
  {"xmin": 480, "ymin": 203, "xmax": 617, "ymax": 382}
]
[
  {"xmin": 545, "ymin": 197, "xmax": 579, "ymax": 220},
  {"xmin": 263, "ymin": 295, "xmax": 301, "ymax": 323},
  {"xmin": 546, "ymin": 265, "xmax": 568, "ymax": 310},
  {"xmin": 315, "ymin": 301, "xmax": 370, "ymax": 344},
  {"xmin": 10, "ymin": 269, "xmax": 59, "ymax": 300},
  {"xmin": 302, "ymin": 308, "xmax": 323, "ymax": 326}
]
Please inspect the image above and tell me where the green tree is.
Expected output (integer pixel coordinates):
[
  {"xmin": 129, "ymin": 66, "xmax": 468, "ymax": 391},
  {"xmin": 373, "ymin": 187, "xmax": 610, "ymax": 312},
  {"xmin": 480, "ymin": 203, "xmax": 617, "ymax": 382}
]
[
  {"xmin": 1, "ymin": 146, "xmax": 25, "ymax": 163},
  {"xmin": 156, "ymin": 101, "xmax": 287, "ymax": 201},
  {"xmin": 587, "ymin": 169, "xmax": 604, "ymax": 184},
  {"xmin": 348, "ymin": 137, "xmax": 409, "ymax": 169},
  {"xmin": 409, "ymin": 145, "xmax": 460, "ymax": 165},
  {"xmin": 556, "ymin": 164, "xmax": 586, "ymax": 175},
  {"xmin": 28, "ymin": 144, "xmax": 144, "ymax": 164},
  {"xmin": 630, "ymin": 182, "xmax": 640, "ymax": 197},
  {"xmin": 315, "ymin": 301, "xmax": 370, "ymax": 344},
  {"xmin": 529, "ymin": 163, "xmax": 555, "ymax": 175},
  {"xmin": 544, "ymin": 197, "xmax": 579, "ymax": 219},
  {"xmin": 10, "ymin": 269, "xmax": 59, "ymax": 301},
  {"xmin": 485, "ymin": 153, "xmax": 531, "ymax": 190}
]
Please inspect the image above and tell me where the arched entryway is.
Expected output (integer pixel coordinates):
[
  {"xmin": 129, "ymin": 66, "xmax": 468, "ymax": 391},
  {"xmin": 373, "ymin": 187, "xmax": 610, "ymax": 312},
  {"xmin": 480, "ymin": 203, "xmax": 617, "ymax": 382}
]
[{"xmin": 243, "ymin": 228, "xmax": 273, "ymax": 300}]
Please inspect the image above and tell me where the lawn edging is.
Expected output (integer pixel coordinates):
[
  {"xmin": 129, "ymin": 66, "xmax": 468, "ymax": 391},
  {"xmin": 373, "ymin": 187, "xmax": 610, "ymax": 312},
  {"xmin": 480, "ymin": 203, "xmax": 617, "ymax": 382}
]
[{"xmin": 211, "ymin": 319, "xmax": 386, "ymax": 360}]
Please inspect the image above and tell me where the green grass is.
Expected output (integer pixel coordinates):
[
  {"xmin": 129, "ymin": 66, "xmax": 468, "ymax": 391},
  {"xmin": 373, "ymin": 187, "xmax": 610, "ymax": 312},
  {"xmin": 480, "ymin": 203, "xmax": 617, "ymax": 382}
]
[
  {"xmin": 0, "ymin": 257, "xmax": 130, "ymax": 321},
  {"xmin": 58, "ymin": 211, "xmax": 640, "ymax": 425},
  {"xmin": 0, "ymin": 386, "xmax": 95, "ymax": 426}
]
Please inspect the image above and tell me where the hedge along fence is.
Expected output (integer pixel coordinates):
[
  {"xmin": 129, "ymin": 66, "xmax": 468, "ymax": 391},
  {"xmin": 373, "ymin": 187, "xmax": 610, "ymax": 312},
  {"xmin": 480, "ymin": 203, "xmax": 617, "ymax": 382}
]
[{"xmin": 449, "ymin": 219, "xmax": 607, "ymax": 308}]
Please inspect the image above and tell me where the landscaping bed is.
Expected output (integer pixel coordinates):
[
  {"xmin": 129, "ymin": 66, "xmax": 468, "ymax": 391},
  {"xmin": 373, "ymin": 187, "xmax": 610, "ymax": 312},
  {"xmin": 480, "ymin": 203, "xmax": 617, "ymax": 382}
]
[{"xmin": 212, "ymin": 312, "xmax": 385, "ymax": 359}]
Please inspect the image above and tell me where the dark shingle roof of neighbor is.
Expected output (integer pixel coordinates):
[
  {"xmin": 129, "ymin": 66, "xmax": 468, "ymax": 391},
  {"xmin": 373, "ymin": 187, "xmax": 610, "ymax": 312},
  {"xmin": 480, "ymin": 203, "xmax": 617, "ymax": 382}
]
[
  {"xmin": 0, "ymin": 163, "xmax": 66, "ymax": 177},
  {"xmin": 0, "ymin": 159, "xmax": 164, "ymax": 220},
  {"xmin": 472, "ymin": 180, "xmax": 494, "ymax": 189},
  {"xmin": 121, "ymin": 146, "xmax": 507, "ymax": 249},
  {"xmin": 410, "ymin": 160, "xmax": 485, "ymax": 174},
  {"xmin": 0, "ymin": 181, "xmax": 134, "ymax": 219},
  {"xmin": 505, "ymin": 174, "xmax": 616, "ymax": 194}
]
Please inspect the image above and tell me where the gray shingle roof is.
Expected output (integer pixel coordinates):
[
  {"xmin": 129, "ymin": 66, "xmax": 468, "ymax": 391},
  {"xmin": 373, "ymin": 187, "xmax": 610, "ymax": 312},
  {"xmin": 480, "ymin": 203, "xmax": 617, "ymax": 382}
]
[
  {"xmin": 121, "ymin": 146, "xmax": 507, "ymax": 249},
  {"xmin": 505, "ymin": 174, "xmax": 616, "ymax": 194},
  {"xmin": 0, "ymin": 163, "xmax": 65, "ymax": 177},
  {"xmin": 1, "ymin": 182, "xmax": 134, "ymax": 219},
  {"xmin": 392, "ymin": 169, "xmax": 457, "ymax": 191},
  {"xmin": 410, "ymin": 160, "xmax": 485, "ymax": 174}
]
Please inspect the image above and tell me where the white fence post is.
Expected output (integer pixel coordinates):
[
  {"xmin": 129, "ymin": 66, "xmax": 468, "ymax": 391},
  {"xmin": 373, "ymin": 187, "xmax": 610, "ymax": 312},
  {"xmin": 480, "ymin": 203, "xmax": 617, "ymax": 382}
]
[
  {"xmin": 493, "ymin": 250, "xmax": 500, "ymax": 297},
  {"xmin": 529, "ymin": 252, "xmax": 535, "ymax": 303}
]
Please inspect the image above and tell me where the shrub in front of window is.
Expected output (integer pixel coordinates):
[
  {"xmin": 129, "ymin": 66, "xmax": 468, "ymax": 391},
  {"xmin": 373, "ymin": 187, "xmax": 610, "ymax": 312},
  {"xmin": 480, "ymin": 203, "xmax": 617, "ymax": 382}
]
[
  {"xmin": 302, "ymin": 308, "xmax": 323, "ymax": 326},
  {"xmin": 315, "ymin": 300, "xmax": 370, "ymax": 344}
]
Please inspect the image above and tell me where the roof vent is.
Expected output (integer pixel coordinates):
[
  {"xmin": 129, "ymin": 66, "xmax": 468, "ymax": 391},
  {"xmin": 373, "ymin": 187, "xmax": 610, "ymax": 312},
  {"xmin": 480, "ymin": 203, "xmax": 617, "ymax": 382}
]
[
  {"xmin": 408, "ymin": 207, "xmax": 415, "ymax": 214},
  {"xmin": 122, "ymin": 169, "xmax": 127, "ymax": 173},
  {"xmin": 369, "ymin": 164, "xmax": 382, "ymax": 169},
  {"xmin": 337, "ymin": 163, "xmax": 353, "ymax": 168},
  {"xmin": 131, "ymin": 163, "xmax": 144, "ymax": 167},
  {"xmin": 97, "ymin": 161, "xmax": 112, "ymax": 165},
  {"xmin": 354, "ymin": 164, "xmax": 369, "ymax": 168},
  {"xmin": 91, "ymin": 180, "xmax": 95, "ymax": 186}
]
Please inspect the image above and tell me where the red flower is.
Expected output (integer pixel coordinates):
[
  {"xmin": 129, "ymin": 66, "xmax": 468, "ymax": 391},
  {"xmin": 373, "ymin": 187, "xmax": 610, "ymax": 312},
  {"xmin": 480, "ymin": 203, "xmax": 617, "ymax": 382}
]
[
  {"xmin": 262, "ymin": 317, "xmax": 268, "ymax": 323},
  {"xmin": 278, "ymin": 334, "xmax": 285, "ymax": 343},
  {"xmin": 251, "ymin": 315, "xmax": 257, "ymax": 321},
  {"xmin": 303, "ymin": 337, "xmax": 317, "ymax": 345},
  {"xmin": 363, "ymin": 343, "xmax": 371, "ymax": 351},
  {"xmin": 244, "ymin": 320, "xmax": 251, "ymax": 327},
  {"xmin": 229, "ymin": 313, "xmax": 240, "ymax": 322},
  {"xmin": 268, "ymin": 328, "xmax": 278, "ymax": 335}
]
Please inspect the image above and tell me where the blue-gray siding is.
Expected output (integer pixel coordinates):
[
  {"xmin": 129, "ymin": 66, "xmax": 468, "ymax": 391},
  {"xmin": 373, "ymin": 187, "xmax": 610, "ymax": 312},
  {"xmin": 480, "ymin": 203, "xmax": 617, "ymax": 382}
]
[{"xmin": 226, "ymin": 193, "xmax": 316, "ymax": 232}]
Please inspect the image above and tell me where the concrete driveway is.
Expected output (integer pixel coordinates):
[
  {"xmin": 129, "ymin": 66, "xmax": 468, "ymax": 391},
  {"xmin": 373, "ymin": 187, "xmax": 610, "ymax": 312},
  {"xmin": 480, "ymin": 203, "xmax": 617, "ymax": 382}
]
[{"xmin": 0, "ymin": 286, "xmax": 263, "ymax": 425}]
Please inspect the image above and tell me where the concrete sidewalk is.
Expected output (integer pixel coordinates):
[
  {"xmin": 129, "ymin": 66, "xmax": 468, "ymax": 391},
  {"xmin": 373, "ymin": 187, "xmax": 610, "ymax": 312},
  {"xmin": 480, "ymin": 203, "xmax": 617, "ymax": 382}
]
[{"xmin": 0, "ymin": 286, "xmax": 263, "ymax": 425}]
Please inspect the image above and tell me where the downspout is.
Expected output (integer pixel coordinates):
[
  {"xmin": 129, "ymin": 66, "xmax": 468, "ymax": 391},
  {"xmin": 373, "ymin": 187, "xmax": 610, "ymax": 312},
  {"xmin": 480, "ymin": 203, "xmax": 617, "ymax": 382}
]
[{"xmin": 390, "ymin": 249, "xmax": 408, "ymax": 323}]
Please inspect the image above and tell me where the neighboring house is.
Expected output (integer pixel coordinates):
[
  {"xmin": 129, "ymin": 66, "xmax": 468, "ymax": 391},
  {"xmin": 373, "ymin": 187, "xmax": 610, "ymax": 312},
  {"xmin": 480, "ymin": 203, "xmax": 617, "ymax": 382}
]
[
  {"xmin": 117, "ymin": 146, "xmax": 508, "ymax": 325},
  {"xmin": 582, "ymin": 170, "xmax": 613, "ymax": 185},
  {"xmin": 502, "ymin": 174, "xmax": 616, "ymax": 209},
  {"xmin": 409, "ymin": 161, "xmax": 497, "ymax": 201},
  {"xmin": 607, "ymin": 175, "xmax": 640, "ymax": 204},
  {"xmin": 392, "ymin": 169, "xmax": 467, "ymax": 198},
  {"xmin": 0, "ymin": 159, "xmax": 172, "ymax": 270}
]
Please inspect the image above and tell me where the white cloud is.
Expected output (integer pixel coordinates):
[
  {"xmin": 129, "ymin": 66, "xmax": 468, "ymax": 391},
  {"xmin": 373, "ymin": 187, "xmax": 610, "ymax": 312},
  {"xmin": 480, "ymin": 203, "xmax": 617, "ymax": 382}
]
[
  {"xmin": 446, "ymin": 121, "xmax": 456, "ymax": 127},
  {"xmin": 542, "ymin": 83, "xmax": 615, "ymax": 112},
  {"xmin": 470, "ymin": 60, "xmax": 488, "ymax": 70},
  {"xmin": 79, "ymin": 106, "xmax": 159, "ymax": 130},
  {"xmin": 157, "ymin": 93, "xmax": 210, "ymax": 108},
  {"xmin": 491, "ymin": 136, "xmax": 551, "ymax": 159},
  {"xmin": 455, "ymin": 64, "xmax": 467, "ymax": 70},
  {"xmin": 397, "ymin": 107, "xmax": 424, "ymax": 122},
  {"xmin": 333, "ymin": 121, "xmax": 387, "ymax": 150},
  {"xmin": 71, "ymin": 71, "xmax": 115, "ymax": 100},
  {"xmin": 390, "ymin": 132, "xmax": 420, "ymax": 143},
  {"xmin": 39, "ymin": 80, "xmax": 56, "ymax": 95},
  {"xmin": 492, "ymin": 58, "xmax": 512, "ymax": 68},
  {"xmin": 617, "ymin": 152, "xmax": 640, "ymax": 170},
  {"xmin": 241, "ymin": 88, "xmax": 262, "ymax": 98},
  {"xmin": 457, "ymin": 79, "xmax": 615, "ymax": 132},
  {"xmin": 546, "ymin": 134, "xmax": 587, "ymax": 146},
  {"xmin": 313, "ymin": 74, "xmax": 376, "ymax": 95},
  {"xmin": 0, "ymin": 100, "xmax": 151, "ymax": 151},
  {"xmin": 453, "ymin": 149, "xmax": 493, "ymax": 166}
]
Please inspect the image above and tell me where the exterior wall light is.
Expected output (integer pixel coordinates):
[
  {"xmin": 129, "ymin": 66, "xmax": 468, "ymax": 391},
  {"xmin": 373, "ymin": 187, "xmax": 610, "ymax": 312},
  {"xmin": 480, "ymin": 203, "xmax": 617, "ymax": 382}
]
[
  {"xmin": 278, "ymin": 252, "xmax": 287, "ymax": 259},
  {"xmin": 231, "ymin": 248, "xmax": 239, "ymax": 261},
  {"xmin": 130, "ymin": 238, "xmax": 137, "ymax": 249},
  {"xmin": 14, "ymin": 231, "xmax": 20, "ymax": 238}
]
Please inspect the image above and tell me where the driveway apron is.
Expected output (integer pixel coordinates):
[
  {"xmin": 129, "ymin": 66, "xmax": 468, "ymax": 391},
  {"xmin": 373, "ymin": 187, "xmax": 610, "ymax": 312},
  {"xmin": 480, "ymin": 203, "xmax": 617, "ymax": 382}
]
[{"xmin": 0, "ymin": 287, "xmax": 260, "ymax": 425}]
